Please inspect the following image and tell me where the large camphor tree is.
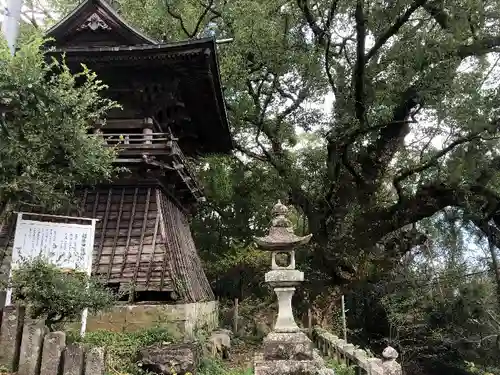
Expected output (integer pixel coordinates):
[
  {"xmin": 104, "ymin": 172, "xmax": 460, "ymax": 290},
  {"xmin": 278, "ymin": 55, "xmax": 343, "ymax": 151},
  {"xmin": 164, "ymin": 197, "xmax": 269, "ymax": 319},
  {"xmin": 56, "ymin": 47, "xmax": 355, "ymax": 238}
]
[{"xmin": 39, "ymin": 0, "xmax": 500, "ymax": 286}]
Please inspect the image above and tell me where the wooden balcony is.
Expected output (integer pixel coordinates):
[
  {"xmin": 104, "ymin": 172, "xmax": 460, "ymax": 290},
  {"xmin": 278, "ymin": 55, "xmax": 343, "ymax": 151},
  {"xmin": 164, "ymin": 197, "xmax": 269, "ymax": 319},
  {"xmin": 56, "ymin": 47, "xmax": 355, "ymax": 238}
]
[{"xmin": 93, "ymin": 132, "xmax": 204, "ymax": 202}]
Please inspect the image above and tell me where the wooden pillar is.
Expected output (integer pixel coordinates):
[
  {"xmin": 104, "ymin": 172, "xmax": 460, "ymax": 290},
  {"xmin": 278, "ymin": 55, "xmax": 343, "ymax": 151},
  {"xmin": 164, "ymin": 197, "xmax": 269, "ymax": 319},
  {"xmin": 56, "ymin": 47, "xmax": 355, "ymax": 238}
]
[
  {"xmin": 143, "ymin": 117, "xmax": 153, "ymax": 144},
  {"xmin": 93, "ymin": 119, "xmax": 104, "ymax": 134}
]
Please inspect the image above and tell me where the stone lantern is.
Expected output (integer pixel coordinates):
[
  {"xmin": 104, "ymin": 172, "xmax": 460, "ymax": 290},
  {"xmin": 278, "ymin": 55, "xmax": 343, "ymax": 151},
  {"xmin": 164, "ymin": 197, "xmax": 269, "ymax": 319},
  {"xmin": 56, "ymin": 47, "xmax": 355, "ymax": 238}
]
[
  {"xmin": 253, "ymin": 201, "xmax": 332, "ymax": 375},
  {"xmin": 254, "ymin": 200, "xmax": 312, "ymax": 332}
]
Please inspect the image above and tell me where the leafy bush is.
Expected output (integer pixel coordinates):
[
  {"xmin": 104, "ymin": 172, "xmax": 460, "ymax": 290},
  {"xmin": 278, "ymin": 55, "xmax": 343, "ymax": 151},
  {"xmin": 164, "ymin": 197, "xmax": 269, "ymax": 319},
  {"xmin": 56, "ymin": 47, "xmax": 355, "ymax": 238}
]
[
  {"xmin": 73, "ymin": 327, "xmax": 177, "ymax": 375},
  {"xmin": 3, "ymin": 257, "xmax": 116, "ymax": 330},
  {"xmin": 325, "ymin": 359, "xmax": 355, "ymax": 375},
  {"xmin": 0, "ymin": 37, "xmax": 119, "ymax": 219}
]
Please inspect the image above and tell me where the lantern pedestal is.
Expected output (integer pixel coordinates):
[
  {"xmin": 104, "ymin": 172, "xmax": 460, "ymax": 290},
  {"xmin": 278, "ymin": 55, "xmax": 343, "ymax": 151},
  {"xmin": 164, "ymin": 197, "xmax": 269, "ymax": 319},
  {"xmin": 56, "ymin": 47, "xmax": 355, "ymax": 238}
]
[{"xmin": 265, "ymin": 269, "xmax": 303, "ymax": 333}]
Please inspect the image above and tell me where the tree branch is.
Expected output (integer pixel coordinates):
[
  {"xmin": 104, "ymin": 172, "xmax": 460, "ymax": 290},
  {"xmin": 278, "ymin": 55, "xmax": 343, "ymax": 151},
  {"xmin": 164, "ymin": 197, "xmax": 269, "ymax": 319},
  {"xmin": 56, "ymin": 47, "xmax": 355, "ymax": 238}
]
[
  {"xmin": 296, "ymin": 0, "xmax": 328, "ymax": 47},
  {"xmin": 233, "ymin": 142, "xmax": 267, "ymax": 162},
  {"xmin": 393, "ymin": 131, "xmax": 484, "ymax": 203},
  {"xmin": 366, "ymin": 0, "xmax": 427, "ymax": 61},
  {"xmin": 361, "ymin": 86, "xmax": 420, "ymax": 182},
  {"xmin": 353, "ymin": 0, "xmax": 366, "ymax": 127},
  {"xmin": 165, "ymin": 0, "xmax": 217, "ymax": 38},
  {"xmin": 423, "ymin": 0, "xmax": 450, "ymax": 30}
]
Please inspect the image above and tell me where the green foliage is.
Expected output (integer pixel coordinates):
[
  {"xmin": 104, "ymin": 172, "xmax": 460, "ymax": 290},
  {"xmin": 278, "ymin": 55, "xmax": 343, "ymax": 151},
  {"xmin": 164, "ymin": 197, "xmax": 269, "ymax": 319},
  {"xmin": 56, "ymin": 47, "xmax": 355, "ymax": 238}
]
[
  {"xmin": 197, "ymin": 357, "xmax": 252, "ymax": 375},
  {"xmin": 73, "ymin": 327, "xmax": 176, "ymax": 375},
  {"xmin": 0, "ymin": 37, "xmax": 118, "ymax": 218},
  {"xmin": 465, "ymin": 361, "xmax": 498, "ymax": 375},
  {"xmin": 3, "ymin": 257, "xmax": 116, "ymax": 330},
  {"xmin": 324, "ymin": 359, "xmax": 355, "ymax": 375}
]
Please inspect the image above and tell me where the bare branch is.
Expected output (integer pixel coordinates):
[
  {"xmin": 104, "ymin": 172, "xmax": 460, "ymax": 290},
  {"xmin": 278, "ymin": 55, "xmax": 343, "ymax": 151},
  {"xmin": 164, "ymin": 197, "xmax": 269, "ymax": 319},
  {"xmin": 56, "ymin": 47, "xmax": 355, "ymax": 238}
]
[{"xmin": 325, "ymin": 37, "xmax": 338, "ymax": 93}]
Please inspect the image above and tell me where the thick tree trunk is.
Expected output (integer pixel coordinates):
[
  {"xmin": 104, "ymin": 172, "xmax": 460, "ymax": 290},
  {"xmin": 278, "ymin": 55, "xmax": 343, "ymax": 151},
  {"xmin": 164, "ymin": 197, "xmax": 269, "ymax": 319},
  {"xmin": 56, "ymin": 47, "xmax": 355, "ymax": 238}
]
[{"xmin": 486, "ymin": 225, "xmax": 500, "ymax": 312}]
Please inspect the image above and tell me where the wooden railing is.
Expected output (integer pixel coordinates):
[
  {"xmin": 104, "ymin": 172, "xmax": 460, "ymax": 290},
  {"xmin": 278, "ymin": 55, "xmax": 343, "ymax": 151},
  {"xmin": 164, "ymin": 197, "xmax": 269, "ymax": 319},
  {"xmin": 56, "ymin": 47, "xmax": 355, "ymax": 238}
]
[
  {"xmin": 93, "ymin": 132, "xmax": 204, "ymax": 200},
  {"xmin": 97, "ymin": 133, "xmax": 179, "ymax": 149},
  {"xmin": 312, "ymin": 327, "xmax": 402, "ymax": 375},
  {"xmin": 0, "ymin": 306, "xmax": 106, "ymax": 375}
]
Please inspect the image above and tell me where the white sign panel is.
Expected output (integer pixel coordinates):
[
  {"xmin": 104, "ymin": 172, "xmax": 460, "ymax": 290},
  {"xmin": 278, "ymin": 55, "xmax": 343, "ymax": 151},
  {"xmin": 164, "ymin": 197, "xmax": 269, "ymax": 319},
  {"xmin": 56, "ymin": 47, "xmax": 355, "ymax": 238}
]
[
  {"xmin": 6, "ymin": 213, "xmax": 97, "ymax": 336},
  {"xmin": 10, "ymin": 218, "xmax": 94, "ymax": 273}
]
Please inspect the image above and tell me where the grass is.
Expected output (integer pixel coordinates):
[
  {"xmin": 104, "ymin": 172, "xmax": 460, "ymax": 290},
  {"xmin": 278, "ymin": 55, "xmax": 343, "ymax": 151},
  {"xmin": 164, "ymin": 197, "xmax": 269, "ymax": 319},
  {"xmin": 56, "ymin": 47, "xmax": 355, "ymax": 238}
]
[
  {"xmin": 70, "ymin": 327, "xmax": 176, "ymax": 375},
  {"xmin": 69, "ymin": 328, "xmax": 253, "ymax": 375},
  {"xmin": 198, "ymin": 357, "xmax": 253, "ymax": 375}
]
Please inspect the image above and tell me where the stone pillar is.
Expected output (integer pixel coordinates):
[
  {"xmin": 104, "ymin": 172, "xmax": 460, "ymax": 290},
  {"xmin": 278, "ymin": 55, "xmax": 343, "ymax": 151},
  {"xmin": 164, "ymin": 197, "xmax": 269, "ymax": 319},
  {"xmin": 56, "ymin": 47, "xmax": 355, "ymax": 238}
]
[
  {"xmin": 40, "ymin": 332, "xmax": 66, "ymax": 375},
  {"xmin": 84, "ymin": 347, "xmax": 106, "ymax": 375},
  {"xmin": 18, "ymin": 320, "xmax": 47, "ymax": 375},
  {"xmin": 381, "ymin": 346, "xmax": 402, "ymax": 375},
  {"xmin": 63, "ymin": 344, "xmax": 85, "ymax": 375},
  {"xmin": 274, "ymin": 287, "xmax": 299, "ymax": 332},
  {"xmin": 0, "ymin": 306, "xmax": 25, "ymax": 372}
]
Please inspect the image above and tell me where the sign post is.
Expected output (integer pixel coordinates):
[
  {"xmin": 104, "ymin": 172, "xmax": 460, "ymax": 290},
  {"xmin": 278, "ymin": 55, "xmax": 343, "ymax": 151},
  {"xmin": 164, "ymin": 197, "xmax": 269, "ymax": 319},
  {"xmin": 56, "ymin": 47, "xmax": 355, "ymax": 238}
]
[
  {"xmin": 6, "ymin": 212, "xmax": 97, "ymax": 335},
  {"xmin": 1, "ymin": 0, "xmax": 23, "ymax": 55}
]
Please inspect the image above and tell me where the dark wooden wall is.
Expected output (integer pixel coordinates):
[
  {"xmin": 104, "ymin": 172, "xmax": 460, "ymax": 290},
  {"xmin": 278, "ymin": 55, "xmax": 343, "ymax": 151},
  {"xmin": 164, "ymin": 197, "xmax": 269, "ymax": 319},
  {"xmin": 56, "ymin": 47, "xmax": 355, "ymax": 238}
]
[{"xmin": 0, "ymin": 186, "xmax": 214, "ymax": 304}]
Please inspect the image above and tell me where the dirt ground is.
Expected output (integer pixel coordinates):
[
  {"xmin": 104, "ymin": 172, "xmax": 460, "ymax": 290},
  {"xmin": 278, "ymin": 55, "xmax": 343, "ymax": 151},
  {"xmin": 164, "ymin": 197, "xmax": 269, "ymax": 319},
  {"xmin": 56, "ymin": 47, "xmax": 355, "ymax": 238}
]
[{"xmin": 226, "ymin": 339, "xmax": 260, "ymax": 370}]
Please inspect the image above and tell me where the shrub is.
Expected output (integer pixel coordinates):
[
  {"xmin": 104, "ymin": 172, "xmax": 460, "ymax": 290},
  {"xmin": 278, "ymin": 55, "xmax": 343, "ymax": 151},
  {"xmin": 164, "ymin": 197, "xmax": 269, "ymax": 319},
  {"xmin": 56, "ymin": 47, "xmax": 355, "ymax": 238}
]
[
  {"xmin": 3, "ymin": 256, "xmax": 116, "ymax": 330},
  {"xmin": 73, "ymin": 328, "xmax": 176, "ymax": 375},
  {"xmin": 325, "ymin": 359, "xmax": 355, "ymax": 375}
]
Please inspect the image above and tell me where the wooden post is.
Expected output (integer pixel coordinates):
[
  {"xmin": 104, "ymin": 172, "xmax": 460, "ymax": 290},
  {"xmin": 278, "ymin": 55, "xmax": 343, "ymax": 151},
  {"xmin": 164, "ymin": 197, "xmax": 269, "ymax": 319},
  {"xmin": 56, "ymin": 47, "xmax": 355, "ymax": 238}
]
[
  {"xmin": 233, "ymin": 298, "xmax": 239, "ymax": 334},
  {"xmin": 341, "ymin": 295, "xmax": 347, "ymax": 341},
  {"xmin": 307, "ymin": 308, "xmax": 312, "ymax": 337}
]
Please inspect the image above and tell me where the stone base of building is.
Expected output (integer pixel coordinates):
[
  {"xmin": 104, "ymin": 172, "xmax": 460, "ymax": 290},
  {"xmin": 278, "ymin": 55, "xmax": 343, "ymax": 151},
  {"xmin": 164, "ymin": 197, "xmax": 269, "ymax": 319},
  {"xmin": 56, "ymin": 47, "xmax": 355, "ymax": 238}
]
[{"xmin": 73, "ymin": 301, "xmax": 218, "ymax": 340}]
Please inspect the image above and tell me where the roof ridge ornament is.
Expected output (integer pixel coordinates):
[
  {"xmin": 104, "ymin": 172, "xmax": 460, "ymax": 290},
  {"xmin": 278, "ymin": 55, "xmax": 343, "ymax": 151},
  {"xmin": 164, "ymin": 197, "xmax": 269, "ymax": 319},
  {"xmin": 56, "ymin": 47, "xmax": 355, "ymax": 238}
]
[{"xmin": 77, "ymin": 13, "xmax": 111, "ymax": 31}]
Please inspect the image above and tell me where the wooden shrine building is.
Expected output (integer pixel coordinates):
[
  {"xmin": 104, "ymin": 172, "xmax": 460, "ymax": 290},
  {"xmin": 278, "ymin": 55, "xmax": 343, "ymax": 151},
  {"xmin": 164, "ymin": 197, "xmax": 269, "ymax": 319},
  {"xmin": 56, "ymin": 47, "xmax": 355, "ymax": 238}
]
[{"xmin": 0, "ymin": 0, "xmax": 232, "ymax": 319}]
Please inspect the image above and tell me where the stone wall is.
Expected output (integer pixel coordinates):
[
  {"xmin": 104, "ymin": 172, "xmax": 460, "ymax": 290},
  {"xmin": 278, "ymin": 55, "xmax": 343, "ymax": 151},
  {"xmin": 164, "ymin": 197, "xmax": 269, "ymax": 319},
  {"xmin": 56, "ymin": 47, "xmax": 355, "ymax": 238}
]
[
  {"xmin": 83, "ymin": 301, "xmax": 219, "ymax": 339},
  {"xmin": 0, "ymin": 306, "xmax": 106, "ymax": 375},
  {"xmin": 312, "ymin": 327, "xmax": 402, "ymax": 375}
]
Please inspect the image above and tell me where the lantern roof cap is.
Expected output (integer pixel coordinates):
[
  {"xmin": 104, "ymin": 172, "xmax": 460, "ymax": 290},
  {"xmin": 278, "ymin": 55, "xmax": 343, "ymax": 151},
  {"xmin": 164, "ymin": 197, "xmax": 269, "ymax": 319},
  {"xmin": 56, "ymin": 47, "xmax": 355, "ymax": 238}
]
[{"xmin": 254, "ymin": 200, "xmax": 312, "ymax": 250}]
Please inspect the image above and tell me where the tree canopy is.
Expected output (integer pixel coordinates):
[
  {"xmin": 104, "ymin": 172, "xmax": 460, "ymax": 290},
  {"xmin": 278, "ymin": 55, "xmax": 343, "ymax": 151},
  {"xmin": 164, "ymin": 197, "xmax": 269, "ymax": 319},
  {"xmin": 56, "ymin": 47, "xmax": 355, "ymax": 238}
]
[
  {"xmin": 0, "ymin": 37, "xmax": 118, "ymax": 219},
  {"xmin": 86, "ymin": 0, "xmax": 500, "ymax": 285}
]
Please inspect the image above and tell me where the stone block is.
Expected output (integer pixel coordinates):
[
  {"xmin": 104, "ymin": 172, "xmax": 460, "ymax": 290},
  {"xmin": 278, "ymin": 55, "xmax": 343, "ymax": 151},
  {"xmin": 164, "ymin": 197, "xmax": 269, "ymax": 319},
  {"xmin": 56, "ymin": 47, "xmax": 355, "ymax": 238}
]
[
  {"xmin": 18, "ymin": 321, "xmax": 47, "ymax": 375},
  {"xmin": 0, "ymin": 306, "xmax": 25, "ymax": 372},
  {"xmin": 137, "ymin": 342, "xmax": 201, "ymax": 375},
  {"xmin": 84, "ymin": 347, "xmax": 106, "ymax": 375},
  {"xmin": 264, "ymin": 270, "xmax": 304, "ymax": 284},
  {"xmin": 254, "ymin": 357, "xmax": 322, "ymax": 375},
  {"xmin": 40, "ymin": 331, "xmax": 66, "ymax": 375},
  {"xmin": 263, "ymin": 331, "xmax": 313, "ymax": 361},
  {"xmin": 63, "ymin": 344, "xmax": 85, "ymax": 375}
]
